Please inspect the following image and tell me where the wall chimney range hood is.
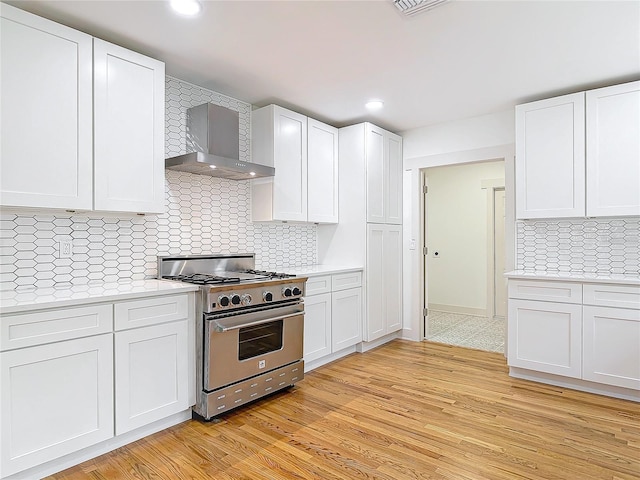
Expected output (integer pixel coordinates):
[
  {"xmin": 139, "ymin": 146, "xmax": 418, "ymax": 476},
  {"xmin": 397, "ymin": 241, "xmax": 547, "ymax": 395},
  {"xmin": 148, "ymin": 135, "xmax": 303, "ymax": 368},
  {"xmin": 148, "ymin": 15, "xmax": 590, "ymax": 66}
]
[{"xmin": 165, "ymin": 103, "xmax": 275, "ymax": 180}]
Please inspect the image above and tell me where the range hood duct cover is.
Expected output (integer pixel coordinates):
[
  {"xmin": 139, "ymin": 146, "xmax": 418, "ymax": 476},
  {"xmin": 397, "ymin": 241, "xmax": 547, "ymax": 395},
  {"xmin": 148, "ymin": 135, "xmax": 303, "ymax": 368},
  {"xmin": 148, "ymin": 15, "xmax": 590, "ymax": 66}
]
[{"xmin": 165, "ymin": 103, "xmax": 275, "ymax": 180}]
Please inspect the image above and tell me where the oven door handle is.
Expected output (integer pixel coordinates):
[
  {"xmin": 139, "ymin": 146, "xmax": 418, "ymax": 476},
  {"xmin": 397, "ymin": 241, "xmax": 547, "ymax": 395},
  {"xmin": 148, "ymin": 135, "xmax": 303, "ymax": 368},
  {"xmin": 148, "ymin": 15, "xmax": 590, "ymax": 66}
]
[{"xmin": 210, "ymin": 312, "xmax": 301, "ymax": 333}]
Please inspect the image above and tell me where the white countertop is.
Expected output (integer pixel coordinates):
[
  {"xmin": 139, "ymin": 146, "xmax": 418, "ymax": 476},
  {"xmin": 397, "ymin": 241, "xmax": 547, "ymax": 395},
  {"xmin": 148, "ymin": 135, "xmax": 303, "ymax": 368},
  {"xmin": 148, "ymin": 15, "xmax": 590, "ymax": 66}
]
[
  {"xmin": 285, "ymin": 264, "xmax": 363, "ymax": 277},
  {"xmin": 0, "ymin": 279, "xmax": 199, "ymax": 315},
  {"xmin": 505, "ymin": 270, "xmax": 640, "ymax": 286}
]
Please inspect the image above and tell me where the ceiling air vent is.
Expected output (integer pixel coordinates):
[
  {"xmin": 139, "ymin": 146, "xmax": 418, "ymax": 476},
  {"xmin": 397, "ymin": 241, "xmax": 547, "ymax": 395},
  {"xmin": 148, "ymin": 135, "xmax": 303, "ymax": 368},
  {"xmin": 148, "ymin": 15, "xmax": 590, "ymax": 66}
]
[{"xmin": 393, "ymin": 0, "xmax": 450, "ymax": 16}]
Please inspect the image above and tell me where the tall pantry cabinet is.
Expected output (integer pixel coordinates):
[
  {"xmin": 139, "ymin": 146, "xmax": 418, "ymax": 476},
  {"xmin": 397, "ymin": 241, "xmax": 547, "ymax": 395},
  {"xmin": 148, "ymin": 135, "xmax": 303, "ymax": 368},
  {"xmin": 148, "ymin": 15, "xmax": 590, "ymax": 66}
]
[{"xmin": 318, "ymin": 123, "xmax": 403, "ymax": 344}]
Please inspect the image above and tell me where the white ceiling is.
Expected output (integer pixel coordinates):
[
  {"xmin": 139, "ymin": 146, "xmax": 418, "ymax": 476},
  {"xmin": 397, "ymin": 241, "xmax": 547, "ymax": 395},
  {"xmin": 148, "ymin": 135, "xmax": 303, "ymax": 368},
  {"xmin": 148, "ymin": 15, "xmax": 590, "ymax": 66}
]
[{"xmin": 6, "ymin": 0, "xmax": 640, "ymax": 133}]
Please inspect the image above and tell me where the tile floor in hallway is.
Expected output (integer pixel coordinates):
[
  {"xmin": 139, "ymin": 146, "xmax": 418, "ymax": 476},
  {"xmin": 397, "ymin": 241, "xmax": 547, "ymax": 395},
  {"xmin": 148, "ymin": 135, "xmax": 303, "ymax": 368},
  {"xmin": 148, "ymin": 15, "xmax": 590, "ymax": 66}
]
[{"xmin": 426, "ymin": 310, "xmax": 506, "ymax": 353}]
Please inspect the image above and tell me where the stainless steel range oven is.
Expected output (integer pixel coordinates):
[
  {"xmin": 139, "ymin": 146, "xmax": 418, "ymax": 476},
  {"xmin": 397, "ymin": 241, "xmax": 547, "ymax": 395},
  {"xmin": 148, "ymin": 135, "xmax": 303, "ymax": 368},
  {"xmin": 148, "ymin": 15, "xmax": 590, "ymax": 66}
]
[{"xmin": 158, "ymin": 254, "xmax": 306, "ymax": 420}]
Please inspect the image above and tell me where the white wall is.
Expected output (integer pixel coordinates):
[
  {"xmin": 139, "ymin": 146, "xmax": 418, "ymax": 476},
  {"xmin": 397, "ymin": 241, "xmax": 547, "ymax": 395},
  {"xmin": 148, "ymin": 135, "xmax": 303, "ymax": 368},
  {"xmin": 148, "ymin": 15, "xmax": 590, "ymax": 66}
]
[
  {"xmin": 401, "ymin": 109, "xmax": 515, "ymax": 340},
  {"xmin": 425, "ymin": 161, "xmax": 505, "ymax": 314},
  {"xmin": 403, "ymin": 110, "xmax": 515, "ymax": 161}
]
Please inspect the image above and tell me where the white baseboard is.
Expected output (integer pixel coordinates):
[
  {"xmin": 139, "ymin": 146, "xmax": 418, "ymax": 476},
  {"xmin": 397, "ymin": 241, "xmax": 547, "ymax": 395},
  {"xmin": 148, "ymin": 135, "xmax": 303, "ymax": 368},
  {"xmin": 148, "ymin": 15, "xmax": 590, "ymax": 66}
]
[
  {"xmin": 356, "ymin": 331, "xmax": 400, "ymax": 353},
  {"xmin": 509, "ymin": 367, "xmax": 640, "ymax": 403},
  {"xmin": 304, "ymin": 345, "xmax": 357, "ymax": 372},
  {"xmin": 429, "ymin": 303, "xmax": 487, "ymax": 317},
  {"xmin": 3, "ymin": 410, "xmax": 192, "ymax": 480}
]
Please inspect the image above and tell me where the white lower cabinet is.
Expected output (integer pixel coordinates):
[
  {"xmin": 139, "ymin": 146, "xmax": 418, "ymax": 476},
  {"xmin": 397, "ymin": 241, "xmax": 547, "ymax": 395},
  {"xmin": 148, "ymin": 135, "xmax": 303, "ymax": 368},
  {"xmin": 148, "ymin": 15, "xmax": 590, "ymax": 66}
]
[
  {"xmin": 0, "ymin": 291, "xmax": 194, "ymax": 479},
  {"xmin": 332, "ymin": 288, "xmax": 362, "ymax": 352},
  {"xmin": 303, "ymin": 292, "xmax": 332, "ymax": 363},
  {"xmin": 583, "ymin": 306, "xmax": 640, "ymax": 390},
  {"xmin": 508, "ymin": 298, "xmax": 582, "ymax": 378},
  {"xmin": 115, "ymin": 320, "xmax": 189, "ymax": 435},
  {"xmin": 0, "ymin": 334, "xmax": 114, "ymax": 477},
  {"xmin": 507, "ymin": 278, "xmax": 640, "ymax": 398},
  {"xmin": 366, "ymin": 224, "xmax": 402, "ymax": 341},
  {"xmin": 303, "ymin": 271, "xmax": 362, "ymax": 370}
]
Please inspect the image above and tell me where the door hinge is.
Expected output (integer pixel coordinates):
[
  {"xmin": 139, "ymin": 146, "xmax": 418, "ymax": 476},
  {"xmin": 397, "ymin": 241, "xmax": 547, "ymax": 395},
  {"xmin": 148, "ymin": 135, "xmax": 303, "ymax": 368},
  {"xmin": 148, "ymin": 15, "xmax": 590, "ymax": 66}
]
[
  {"xmin": 423, "ymin": 246, "xmax": 428, "ymax": 255},
  {"xmin": 423, "ymin": 307, "xmax": 428, "ymax": 317},
  {"xmin": 423, "ymin": 185, "xmax": 428, "ymax": 194}
]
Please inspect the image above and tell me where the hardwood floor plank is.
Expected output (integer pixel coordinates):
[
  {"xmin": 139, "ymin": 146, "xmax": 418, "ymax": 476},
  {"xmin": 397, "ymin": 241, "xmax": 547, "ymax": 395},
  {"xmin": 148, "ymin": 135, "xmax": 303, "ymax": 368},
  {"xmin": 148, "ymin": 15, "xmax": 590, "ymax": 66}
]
[{"xmin": 45, "ymin": 340, "xmax": 640, "ymax": 480}]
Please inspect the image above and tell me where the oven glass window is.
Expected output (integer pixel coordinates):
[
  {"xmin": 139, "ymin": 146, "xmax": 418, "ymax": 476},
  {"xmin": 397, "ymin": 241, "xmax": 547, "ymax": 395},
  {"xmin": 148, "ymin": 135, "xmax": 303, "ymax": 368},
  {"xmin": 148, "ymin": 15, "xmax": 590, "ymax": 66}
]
[{"xmin": 238, "ymin": 320, "xmax": 283, "ymax": 360}]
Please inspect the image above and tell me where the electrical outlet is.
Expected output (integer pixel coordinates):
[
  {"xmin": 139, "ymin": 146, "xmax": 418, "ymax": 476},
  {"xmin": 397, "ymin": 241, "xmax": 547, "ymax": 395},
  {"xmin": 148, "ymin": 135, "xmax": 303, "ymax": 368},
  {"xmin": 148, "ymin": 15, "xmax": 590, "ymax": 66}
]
[{"xmin": 59, "ymin": 240, "xmax": 73, "ymax": 259}]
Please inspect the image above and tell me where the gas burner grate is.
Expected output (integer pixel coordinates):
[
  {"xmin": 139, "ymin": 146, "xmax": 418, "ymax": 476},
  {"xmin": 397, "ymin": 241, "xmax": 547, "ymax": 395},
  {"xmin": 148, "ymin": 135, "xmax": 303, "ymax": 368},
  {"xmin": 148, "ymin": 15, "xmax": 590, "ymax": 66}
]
[
  {"xmin": 242, "ymin": 269, "xmax": 296, "ymax": 279},
  {"xmin": 163, "ymin": 274, "xmax": 241, "ymax": 285}
]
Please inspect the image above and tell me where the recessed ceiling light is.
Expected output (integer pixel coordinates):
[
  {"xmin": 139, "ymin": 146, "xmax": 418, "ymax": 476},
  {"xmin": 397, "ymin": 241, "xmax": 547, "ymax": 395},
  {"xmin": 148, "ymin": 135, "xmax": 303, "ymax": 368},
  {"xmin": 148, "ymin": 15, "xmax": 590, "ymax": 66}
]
[
  {"xmin": 170, "ymin": 0, "xmax": 202, "ymax": 17},
  {"xmin": 249, "ymin": 172, "xmax": 256, "ymax": 176},
  {"xmin": 209, "ymin": 164, "xmax": 216, "ymax": 169},
  {"xmin": 365, "ymin": 100, "xmax": 384, "ymax": 110}
]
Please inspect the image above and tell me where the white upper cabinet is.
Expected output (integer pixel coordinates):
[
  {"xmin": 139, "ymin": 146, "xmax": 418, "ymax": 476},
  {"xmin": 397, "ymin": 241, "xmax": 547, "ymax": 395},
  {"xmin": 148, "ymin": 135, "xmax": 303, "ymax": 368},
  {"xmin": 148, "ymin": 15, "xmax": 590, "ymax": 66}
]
[
  {"xmin": 0, "ymin": 4, "xmax": 165, "ymax": 215},
  {"xmin": 252, "ymin": 105, "xmax": 339, "ymax": 223},
  {"xmin": 516, "ymin": 81, "xmax": 640, "ymax": 219},
  {"xmin": 366, "ymin": 124, "xmax": 403, "ymax": 224},
  {"xmin": 307, "ymin": 119, "xmax": 339, "ymax": 223},
  {"xmin": 0, "ymin": 3, "xmax": 93, "ymax": 210},
  {"xmin": 252, "ymin": 105, "xmax": 308, "ymax": 222},
  {"xmin": 586, "ymin": 81, "xmax": 640, "ymax": 217},
  {"xmin": 515, "ymin": 92, "xmax": 586, "ymax": 219},
  {"xmin": 94, "ymin": 39, "xmax": 165, "ymax": 214}
]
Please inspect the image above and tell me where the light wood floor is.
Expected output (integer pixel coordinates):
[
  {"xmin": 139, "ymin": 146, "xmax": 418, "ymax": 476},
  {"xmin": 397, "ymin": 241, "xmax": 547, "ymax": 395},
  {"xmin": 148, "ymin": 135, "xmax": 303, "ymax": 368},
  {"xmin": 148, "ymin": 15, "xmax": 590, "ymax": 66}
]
[{"xmin": 47, "ymin": 340, "xmax": 640, "ymax": 480}]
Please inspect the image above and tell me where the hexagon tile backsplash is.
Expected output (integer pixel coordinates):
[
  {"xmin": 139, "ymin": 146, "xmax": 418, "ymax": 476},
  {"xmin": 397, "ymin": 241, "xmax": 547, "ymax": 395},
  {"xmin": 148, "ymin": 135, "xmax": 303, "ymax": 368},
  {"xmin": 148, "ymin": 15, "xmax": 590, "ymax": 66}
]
[
  {"xmin": 516, "ymin": 218, "xmax": 639, "ymax": 276},
  {"xmin": 0, "ymin": 77, "xmax": 316, "ymax": 291}
]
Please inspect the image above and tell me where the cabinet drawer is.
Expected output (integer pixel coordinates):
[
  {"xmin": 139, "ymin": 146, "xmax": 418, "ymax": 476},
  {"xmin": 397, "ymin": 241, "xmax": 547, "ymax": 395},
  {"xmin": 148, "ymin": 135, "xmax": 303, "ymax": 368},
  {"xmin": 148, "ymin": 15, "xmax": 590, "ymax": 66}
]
[
  {"xmin": 305, "ymin": 275, "xmax": 332, "ymax": 296},
  {"xmin": 583, "ymin": 284, "xmax": 640, "ymax": 309},
  {"xmin": 332, "ymin": 271, "xmax": 362, "ymax": 291},
  {"xmin": 1, "ymin": 304, "xmax": 113, "ymax": 351},
  {"xmin": 114, "ymin": 294, "xmax": 189, "ymax": 331},
  {"xmin": 508, "ymin": 280, "xmax": 582, "ymax": 304}
]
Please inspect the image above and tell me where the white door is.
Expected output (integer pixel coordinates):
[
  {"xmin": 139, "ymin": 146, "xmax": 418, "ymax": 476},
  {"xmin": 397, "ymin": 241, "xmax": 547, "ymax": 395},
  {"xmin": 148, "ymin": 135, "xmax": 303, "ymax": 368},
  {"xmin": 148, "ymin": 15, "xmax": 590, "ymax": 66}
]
[
  {"xmin": 515, "ymin": 92, "xmax": 586, "ymax": 218},
  {"xmin": 586, "ymin": 81, "xmax": 640, "ymax": 217},
  {"xmin": 0, "ymin": 4, "xmax": 93, "ymax": 210},
  {"xmin": 114, "ymin": 320, "xmax": 189, "ymax": 435},
  {"xmin": 303, "ymin": 293, "xmax": 332, "ymax": 363},
  {"xmin": 307, "ymin": 119, "xmax": 339, "ymax": 223},
  {"xmin": 273, "ymin": 106, "xmax": 308, "ymax": 222},
  {"xmin": 0, "ymin": 335, "xmax": 113, "ymax": 477},
  {"xmin": 494, "ymin": 189, "xmax": 507, "ymax": 319},
  {"xmin": 93, "ymin": 39, "xmax": 165, "ymax": 214}
]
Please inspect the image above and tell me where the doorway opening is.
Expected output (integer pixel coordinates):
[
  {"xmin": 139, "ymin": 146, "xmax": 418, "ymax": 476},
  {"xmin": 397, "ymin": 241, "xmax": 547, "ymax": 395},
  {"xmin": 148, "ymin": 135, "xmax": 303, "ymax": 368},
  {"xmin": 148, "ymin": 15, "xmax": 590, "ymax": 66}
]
[{"xmin": 422, "ymin": 160, "xmax": 506, "ymax": 352}]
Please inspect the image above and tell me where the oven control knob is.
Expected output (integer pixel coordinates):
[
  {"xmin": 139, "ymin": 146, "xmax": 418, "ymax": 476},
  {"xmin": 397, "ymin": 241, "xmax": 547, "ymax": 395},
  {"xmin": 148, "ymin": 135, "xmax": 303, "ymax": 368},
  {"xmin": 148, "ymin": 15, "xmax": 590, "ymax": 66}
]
[
  {"xmin": 283, "ymin": 287, "xmax": 293, "ymax": 297},
  {"xmin": 292, "ymin": 287, "xmax": 302, "ymax": 296},
  {"xmin": 241, "ymin": 294, "xmax": 252, "ymax": 306},
  {"xmin": 263, "ymin": 291, "xmax": 273, "ymax": 302},
  {"xmin": 218, "ymin": 295, "xmax": 230, "ymax": 307},
  {"xmin": 231, "ymin": 294, "xmax": 241, "ymax": 305}
]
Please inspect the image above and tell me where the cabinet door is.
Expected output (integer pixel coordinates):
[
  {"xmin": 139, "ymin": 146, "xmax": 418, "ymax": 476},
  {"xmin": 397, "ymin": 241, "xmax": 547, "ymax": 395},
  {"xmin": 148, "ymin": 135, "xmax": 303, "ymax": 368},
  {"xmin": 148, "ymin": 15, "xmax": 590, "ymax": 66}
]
[
  {"xmin": 332, "ymin": 288, "xmax": 362, "ymax": 351},
  {"xmin": 386, "ymin": 133, "xmax": 403, "ymax": 224},
  {"xmin": 0, "ymin": 335, "xmax": 113, "ymax": 477},
  {"xmin": 303, "ymin": 293, "xmax": 332, "ymax": 363},
  {"xmin": 93, "ymin": 39, "xmax": 165, "ymax": 214},
  {"xmin": 307, "ymin": 119, "xmax": 339, "ymax": 223},
  {"xmin": 586, "ymin": 81, "xmax": 640, "ymax": 217},
  {"xmin": 0, "ymin": 4, "xmax": 93, "ymax": 210},
  {"xmin": 366, "ymin": 224, "xmax": 385, "ymax": 341},
  {"xmin": 366, "ymin": 124, "xmax": 386, "ymax": 223},
  {"xmin": 583, "ymin": 306, "xmax": 640, "ymax": 390},
  {"xmin": 515, "ymin": 93, "xmax": 585, "ymax": 219},
  {"xmin": 384, "ymin": 225, "xmax": 403, "ymax": 333},
  {"xmin": 273, "ymin": 106, "xmax": 308, "ymax": 221},
  {"xmin": 114, "ymin": 320, "xmax": 189, "ymax": 435},
  {"xmin": 507, "ymin": 299, "xmax": 582, "ymax": 378}
]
